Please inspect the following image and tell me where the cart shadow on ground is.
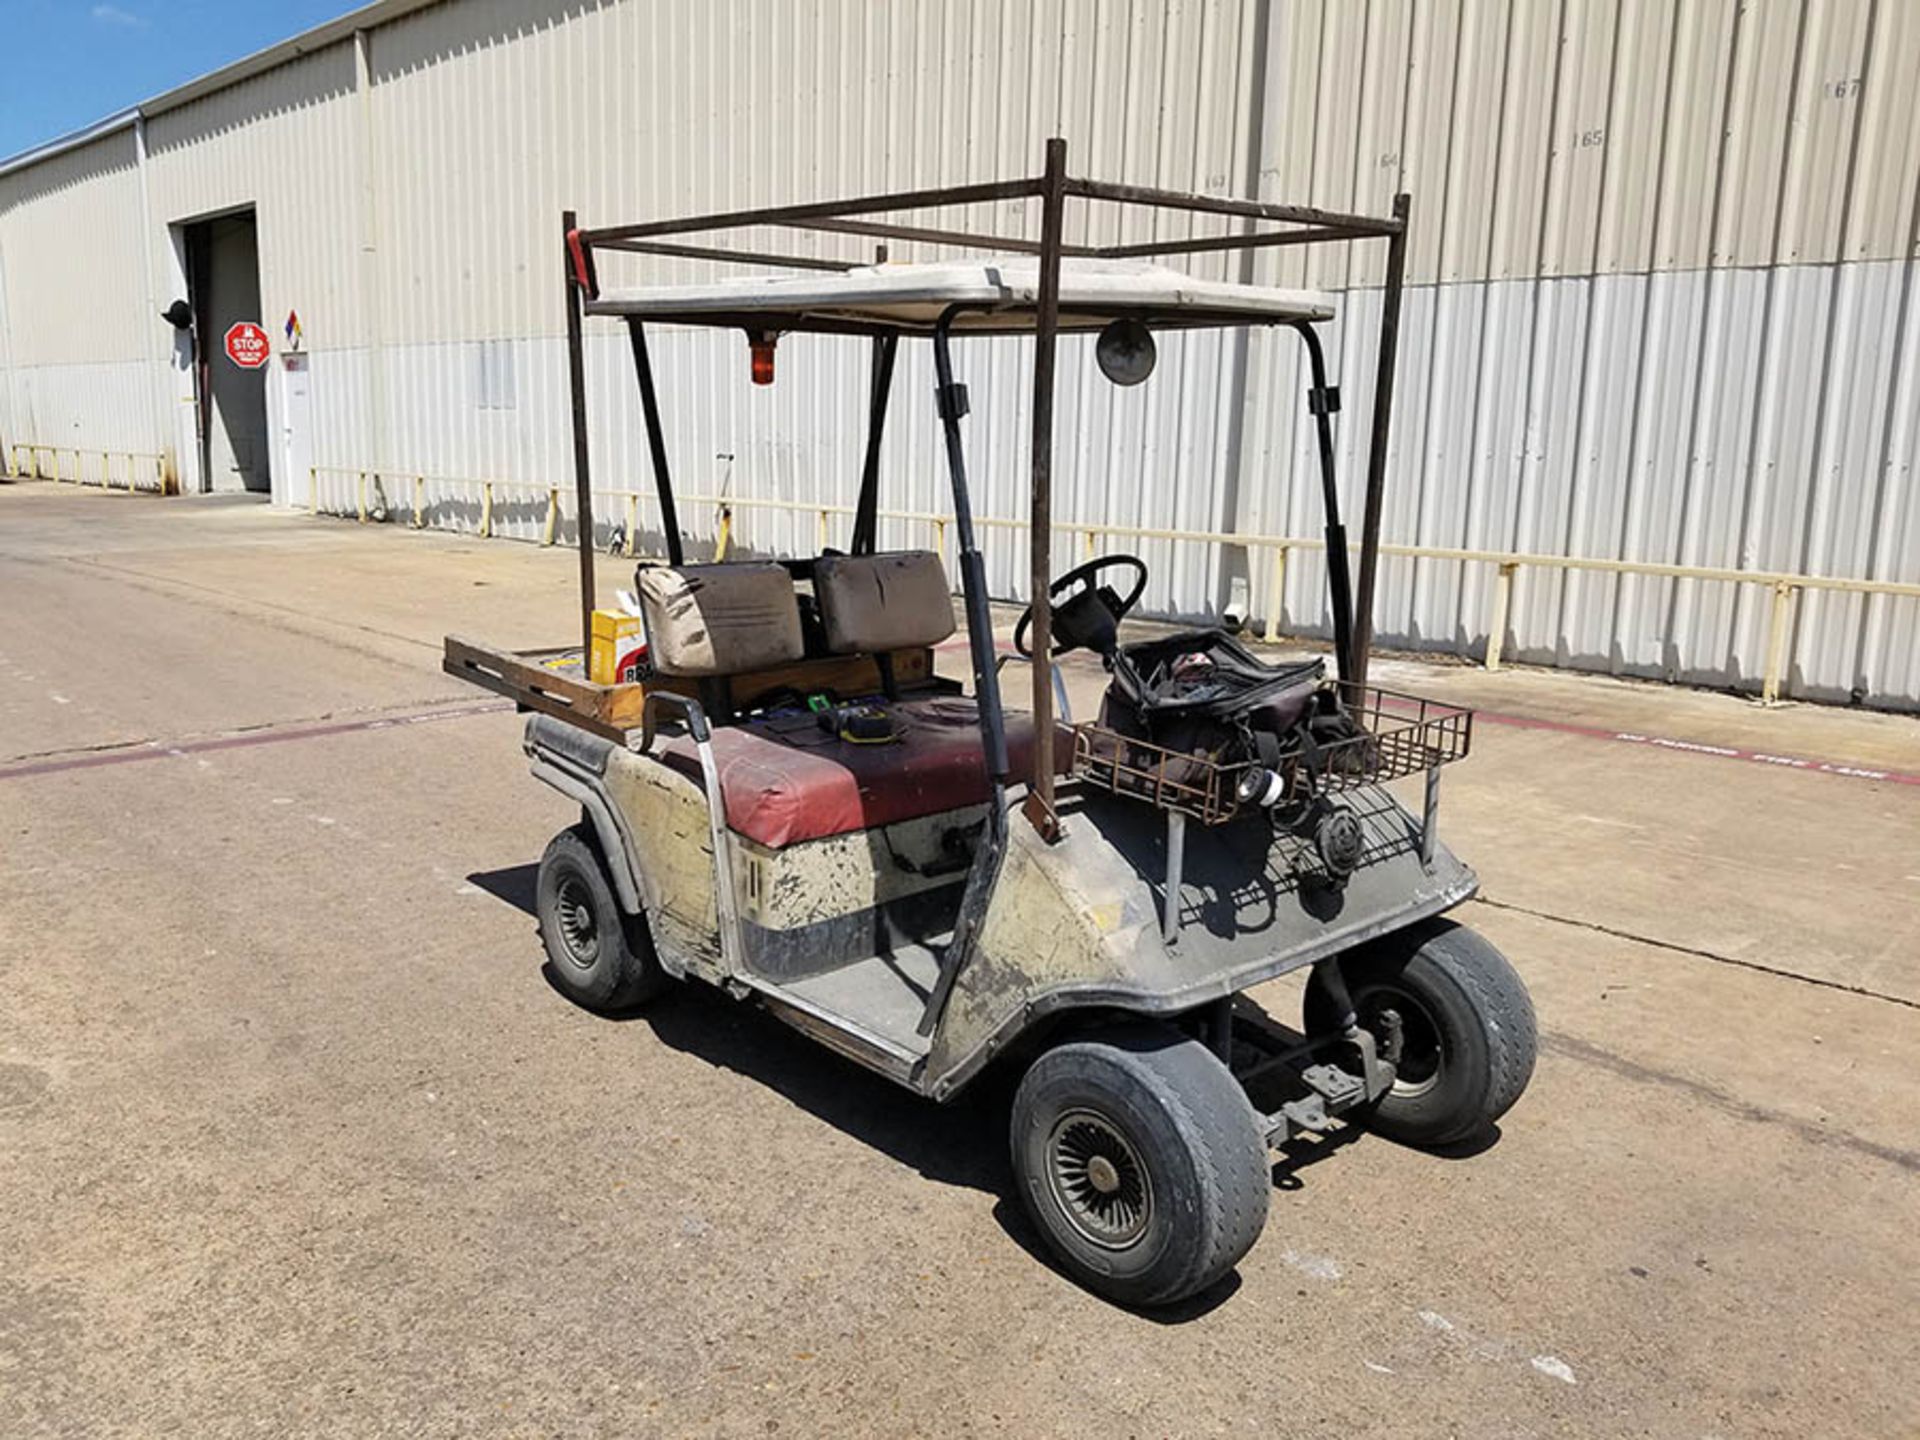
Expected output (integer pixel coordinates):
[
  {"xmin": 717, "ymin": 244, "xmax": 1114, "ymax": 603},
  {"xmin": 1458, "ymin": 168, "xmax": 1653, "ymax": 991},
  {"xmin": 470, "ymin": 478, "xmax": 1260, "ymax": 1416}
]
[{"xmin": 466, "ymin": 861, "xmax": 1486, "ymax": 1319}]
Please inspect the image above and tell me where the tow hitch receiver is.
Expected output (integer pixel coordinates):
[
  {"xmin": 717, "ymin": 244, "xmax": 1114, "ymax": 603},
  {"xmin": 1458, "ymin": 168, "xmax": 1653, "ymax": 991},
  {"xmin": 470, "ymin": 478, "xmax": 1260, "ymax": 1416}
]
[
  {"xmin": 1227, "ymin": 1002, "xmax": 1397, "ymax": 1146},
  {"xmin": 1272, "ymin": 1063, "xmax": 1368, "ymax": 1140}
]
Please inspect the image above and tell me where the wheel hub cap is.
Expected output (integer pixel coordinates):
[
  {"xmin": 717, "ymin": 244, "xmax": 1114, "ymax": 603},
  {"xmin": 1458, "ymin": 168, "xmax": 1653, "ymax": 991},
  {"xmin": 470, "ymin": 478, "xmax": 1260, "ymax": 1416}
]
[
  {"xmin": 1046, "ymin": 1109, "xmax": 1152, "ymax": 1250},
  {"xmin": 554, "ymin": 877, "xmax": 599, "ymax": 967}
]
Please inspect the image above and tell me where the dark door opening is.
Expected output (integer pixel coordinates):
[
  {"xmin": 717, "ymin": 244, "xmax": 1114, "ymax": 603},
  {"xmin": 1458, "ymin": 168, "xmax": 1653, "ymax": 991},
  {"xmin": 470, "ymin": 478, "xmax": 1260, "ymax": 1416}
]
[{"xmin": 182, "ymin": 210, "xmax": 270, "ymax": 495}]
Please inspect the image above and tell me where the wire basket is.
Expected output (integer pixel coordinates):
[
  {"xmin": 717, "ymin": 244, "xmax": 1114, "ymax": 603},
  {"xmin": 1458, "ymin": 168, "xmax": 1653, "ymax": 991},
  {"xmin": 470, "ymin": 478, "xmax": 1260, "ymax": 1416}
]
[
  {"xmin": 1312, "ymin": 683, "xmax": 1473, "ymax": 794},
  {"xmin": 1070, "ymin": 725, "xmax": 1251, "ymax": 824},
  {"xmin": 1070, "ymin": 682, "xmax": 1473, "ymax": 824}
]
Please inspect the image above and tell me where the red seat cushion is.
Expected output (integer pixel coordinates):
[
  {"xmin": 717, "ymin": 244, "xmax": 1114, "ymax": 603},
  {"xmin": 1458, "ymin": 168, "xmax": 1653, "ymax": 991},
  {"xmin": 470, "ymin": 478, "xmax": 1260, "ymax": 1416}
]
[{"xmin": 656, "ymin": 696, "xmax": 1069, "ymax": 849}]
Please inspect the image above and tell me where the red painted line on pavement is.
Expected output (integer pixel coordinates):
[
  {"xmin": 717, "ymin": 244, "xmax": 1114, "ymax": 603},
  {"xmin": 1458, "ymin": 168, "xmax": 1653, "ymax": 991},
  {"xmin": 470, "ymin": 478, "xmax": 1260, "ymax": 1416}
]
[
  {"xmin": 0, "ymin": 699, "xmax": 515, "ymax": 781},
  {"xmin": 1472, "ymin": 707, "xmax": 1920, "ymax": 788}
]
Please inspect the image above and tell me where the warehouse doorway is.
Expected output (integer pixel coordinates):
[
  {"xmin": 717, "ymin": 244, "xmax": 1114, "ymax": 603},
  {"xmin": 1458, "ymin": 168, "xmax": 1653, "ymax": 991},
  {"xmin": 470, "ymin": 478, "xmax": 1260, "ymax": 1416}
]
[{"xmin": 181, "ymin": 210, "xmax": 270, "ymax": 494}]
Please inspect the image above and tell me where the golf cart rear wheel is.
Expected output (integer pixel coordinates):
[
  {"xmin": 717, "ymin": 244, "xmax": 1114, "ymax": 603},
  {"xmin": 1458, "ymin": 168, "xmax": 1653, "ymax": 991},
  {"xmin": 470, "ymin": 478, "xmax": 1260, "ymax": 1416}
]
[
  {"xmin": 1305, "ymin": 921, "xmax": 1535, "ymax": 1148},
  {"xmin": 1010, "ymin": 1022, "xmax": 1269, "ymax": 1308},
  {"xmin": 536, "ymin": 825, "xmax": 669, "ymax": 1012}
]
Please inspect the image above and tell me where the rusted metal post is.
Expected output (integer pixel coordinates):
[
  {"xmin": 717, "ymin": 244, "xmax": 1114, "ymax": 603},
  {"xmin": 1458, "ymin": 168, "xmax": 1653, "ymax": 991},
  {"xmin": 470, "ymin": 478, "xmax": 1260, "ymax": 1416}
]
[
  {"xmin": 563, "ymin": 209, "xmax": 598, "ymax": 659},
  {"xmin": 1349, "ymin": 192, "xmax": 1411, "ymax": 693},
  {"xmin": 1023, "ymin": 136, "xmax": 1069, "ymax": 841}
]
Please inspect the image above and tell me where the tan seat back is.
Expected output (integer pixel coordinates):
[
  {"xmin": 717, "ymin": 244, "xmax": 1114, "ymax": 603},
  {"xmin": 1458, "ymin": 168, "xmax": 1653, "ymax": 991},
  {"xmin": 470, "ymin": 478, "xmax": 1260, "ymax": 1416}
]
[
  {"xmin": 813, "ymin": 551, "xmax": 957, "ymax": 654},
  {"xmin": 637, "ymin": 563, "xmax": 805, "ymax": 677}
]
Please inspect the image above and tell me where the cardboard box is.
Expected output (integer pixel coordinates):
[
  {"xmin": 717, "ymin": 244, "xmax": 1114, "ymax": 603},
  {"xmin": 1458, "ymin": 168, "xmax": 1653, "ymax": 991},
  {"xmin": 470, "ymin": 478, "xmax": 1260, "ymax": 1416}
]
[{"xmin": 589, "ymin": 610, "xmax": 649, "ymax": 685}]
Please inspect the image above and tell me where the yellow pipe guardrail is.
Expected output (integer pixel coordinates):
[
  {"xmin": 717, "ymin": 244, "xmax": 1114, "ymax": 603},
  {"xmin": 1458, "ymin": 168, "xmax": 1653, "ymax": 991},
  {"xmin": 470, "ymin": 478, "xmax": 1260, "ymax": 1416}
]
[
  {"xmin": 304, "ymin": 466, "xmax": 1920, "ymax": 707},
  {"xmin": 8, "ymin": 443, "xmax": 171, "ymax": 494}
]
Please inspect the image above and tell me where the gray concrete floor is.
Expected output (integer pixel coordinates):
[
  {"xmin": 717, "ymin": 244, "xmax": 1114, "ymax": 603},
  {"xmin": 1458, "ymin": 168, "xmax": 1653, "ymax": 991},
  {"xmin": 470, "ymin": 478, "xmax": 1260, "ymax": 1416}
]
[{"xmin": 2, "ymin": 480, "xmax": 1917, "ymax": 1438}]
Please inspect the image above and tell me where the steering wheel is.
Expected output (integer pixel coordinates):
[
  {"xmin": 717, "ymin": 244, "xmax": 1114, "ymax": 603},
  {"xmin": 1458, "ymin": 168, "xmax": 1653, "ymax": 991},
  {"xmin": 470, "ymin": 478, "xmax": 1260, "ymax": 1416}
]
[{"xmin": 1013, "ymin": 553, "xmax": 1150, "ymax": 658}]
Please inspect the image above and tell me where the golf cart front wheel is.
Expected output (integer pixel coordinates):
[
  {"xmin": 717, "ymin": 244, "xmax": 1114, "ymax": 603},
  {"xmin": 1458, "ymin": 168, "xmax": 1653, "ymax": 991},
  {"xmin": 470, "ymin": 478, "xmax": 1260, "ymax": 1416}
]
[
  {"xmin": 1010, "ymin": 1022, "xmax": 1270, "ymax": 1308},
  {"xmin": 536, "ymin": 824, "xmax": 669, "ymax": 1012},
  {"xmin": 1305, "ymin": 921, "xmax": 1536, "ymax": 1148}
]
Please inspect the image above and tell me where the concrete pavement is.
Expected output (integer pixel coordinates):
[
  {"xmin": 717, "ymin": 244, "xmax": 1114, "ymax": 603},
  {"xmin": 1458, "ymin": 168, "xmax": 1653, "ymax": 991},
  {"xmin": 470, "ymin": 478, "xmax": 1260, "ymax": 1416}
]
[{"xmin": 2, "ymin": 481, "xmax": 1916, "ymax": 1438}]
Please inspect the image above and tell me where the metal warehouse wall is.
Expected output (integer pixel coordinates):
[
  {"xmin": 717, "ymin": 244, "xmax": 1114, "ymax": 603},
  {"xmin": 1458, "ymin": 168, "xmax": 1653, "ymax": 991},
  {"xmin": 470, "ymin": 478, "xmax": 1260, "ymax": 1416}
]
[
  {"xmin": 0, "ymin": 129, "xmax": 157, "ymax": 458},
  {"xmin": 0, "ymin": 0, "xmax": 1916, "ymax": 708},
  {"xmin": 1237, "ymin": 0, "xmax": 1920, "ymax": 707},
  {"xmin": 143, "ymin": 43, "xmax": 373, "ymax": 484}
]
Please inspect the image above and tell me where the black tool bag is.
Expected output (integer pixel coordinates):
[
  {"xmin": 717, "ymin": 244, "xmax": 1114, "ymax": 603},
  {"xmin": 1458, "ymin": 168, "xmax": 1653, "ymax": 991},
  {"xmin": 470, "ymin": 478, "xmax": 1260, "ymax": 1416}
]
[{"xmin": 1097, "ymin": 629, "xmax": 1363, "ymax": 804}]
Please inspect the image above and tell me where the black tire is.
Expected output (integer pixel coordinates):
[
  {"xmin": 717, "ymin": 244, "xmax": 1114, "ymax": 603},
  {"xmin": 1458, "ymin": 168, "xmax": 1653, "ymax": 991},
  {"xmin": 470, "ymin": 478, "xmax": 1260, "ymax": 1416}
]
[
  {"xmin": 1304, "ymin": 920, "xmax": 1536, "ymax": 1148},
  {"xmin": 536, "ymin": 825, "xmax": 669, "ymax": 1012},
  {"xmin": 1010, "ymin": 1022, "xmax": 1270, "ymax": 1308}
]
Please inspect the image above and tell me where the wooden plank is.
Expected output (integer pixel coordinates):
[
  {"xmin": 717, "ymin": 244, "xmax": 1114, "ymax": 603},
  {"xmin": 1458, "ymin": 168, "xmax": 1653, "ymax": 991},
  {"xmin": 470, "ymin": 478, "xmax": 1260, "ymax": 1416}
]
[{"xmin": 443, "ymin": 634, "xmax": 936, "ymax": 738}]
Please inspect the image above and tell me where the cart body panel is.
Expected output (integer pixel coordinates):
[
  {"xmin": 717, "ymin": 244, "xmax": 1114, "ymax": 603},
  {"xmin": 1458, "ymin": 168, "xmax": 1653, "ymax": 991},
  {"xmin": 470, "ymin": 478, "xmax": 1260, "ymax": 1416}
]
[{"xmin": 523, "ymin": 710, "xmax": 1476, "ymax": 1098}]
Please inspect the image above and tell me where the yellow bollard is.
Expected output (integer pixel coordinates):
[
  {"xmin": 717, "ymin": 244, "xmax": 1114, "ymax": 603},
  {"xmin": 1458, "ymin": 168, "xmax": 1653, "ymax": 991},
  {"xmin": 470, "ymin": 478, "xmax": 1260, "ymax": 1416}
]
[
  {"xmin": 623, "ymin": 493, "xmax": 637, "ymax": 558},
  {"xmin": 543, "ymin": 487, "xmax": 560, "ymax": 545},
  {"xmin": 714, "ymin": 506, "xmax": 733, "ymax": 561},
  {"xmin": 357, "ymin": 471, "xmax": 368, "ymax": 523},
  {"xmin": 1485, "ymin": 562, "xmax": 1518, "ymax": 671},
  {"xmin": 932, "ymin": 517, "xmax": 947, "ymax": 568},
  {"xmin": 817, "ymin": 508, "xmax": 829, "ymax": 553},
  {"xmin": 1761, "ymin": 580, "xmax": 1797, "ymax": 705},
  {"xmin": 309, "ymin": 467, "xmax": 319, "ymax": 515},
  {"xmin": 1262, "ymin": 545, "xmax": 1289, "ymax": 644},
  {"xmin": 1083, "ymin": 529, "xmax": 1098, "ymax": 562},
  {"xmin": 481, "ymin": 481, "xmax": 494, "ymax": 538},
  {"xmin": 412, "ymin": 475, "xmax": 425, "ymax": 529}
]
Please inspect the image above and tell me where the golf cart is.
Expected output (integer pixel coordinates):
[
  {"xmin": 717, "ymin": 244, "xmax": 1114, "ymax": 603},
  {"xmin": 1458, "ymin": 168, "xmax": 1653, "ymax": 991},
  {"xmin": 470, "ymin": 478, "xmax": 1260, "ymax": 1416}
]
[{"xmin": 446, "ymin": 140, "xmax": 1535, "ymax": 1307}]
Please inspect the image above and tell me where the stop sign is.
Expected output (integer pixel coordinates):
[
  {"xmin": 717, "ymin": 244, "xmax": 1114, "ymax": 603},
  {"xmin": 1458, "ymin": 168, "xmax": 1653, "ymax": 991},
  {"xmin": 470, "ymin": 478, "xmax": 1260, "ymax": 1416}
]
[{"xmin": 223, "ymin": 321, "xmax": 270, "ymax": 369}]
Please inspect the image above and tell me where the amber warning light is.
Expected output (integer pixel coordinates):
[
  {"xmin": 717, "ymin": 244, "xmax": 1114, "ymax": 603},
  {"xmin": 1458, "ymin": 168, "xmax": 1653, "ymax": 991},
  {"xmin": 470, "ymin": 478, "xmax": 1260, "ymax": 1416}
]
[{"xmin": 748, "ymin": 332, "xmax": 777, "ymax": 386}]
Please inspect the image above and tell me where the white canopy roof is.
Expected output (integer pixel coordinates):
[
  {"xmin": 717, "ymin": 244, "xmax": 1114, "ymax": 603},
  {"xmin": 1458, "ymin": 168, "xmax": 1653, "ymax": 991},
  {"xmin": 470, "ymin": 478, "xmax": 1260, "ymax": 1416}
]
[{"xmin": 583, "ymin": 256, "xmax": 1336, "ymax": 332}]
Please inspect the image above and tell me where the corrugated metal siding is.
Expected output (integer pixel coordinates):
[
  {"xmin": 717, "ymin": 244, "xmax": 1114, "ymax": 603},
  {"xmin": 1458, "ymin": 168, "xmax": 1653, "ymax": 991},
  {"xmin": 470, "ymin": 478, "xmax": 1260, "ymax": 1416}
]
[
  {"xmin": 1242, "ymin": 0, "xmax": 1920, "ymax": 707},
  {"xmin": 0, "ymin": 129, "xmax": 154, "ymax": 454},
  {"xmin": 144, "ymin": 43, "xmax": 372, "ymax": 477},
  {"xmin": 363, "ymin": 0, "xmax": 1267, "ymax": 615},
  {"xmin": 0, "ymin": 0, "xmax": 1917, "ymax": 706}
]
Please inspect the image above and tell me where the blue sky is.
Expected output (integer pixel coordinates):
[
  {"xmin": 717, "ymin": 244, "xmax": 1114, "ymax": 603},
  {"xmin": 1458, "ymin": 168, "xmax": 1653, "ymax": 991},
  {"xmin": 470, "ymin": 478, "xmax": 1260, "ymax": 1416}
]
[{"xmin": 0, "ymin": 0, "xmax": 362, "ymax": 160}]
